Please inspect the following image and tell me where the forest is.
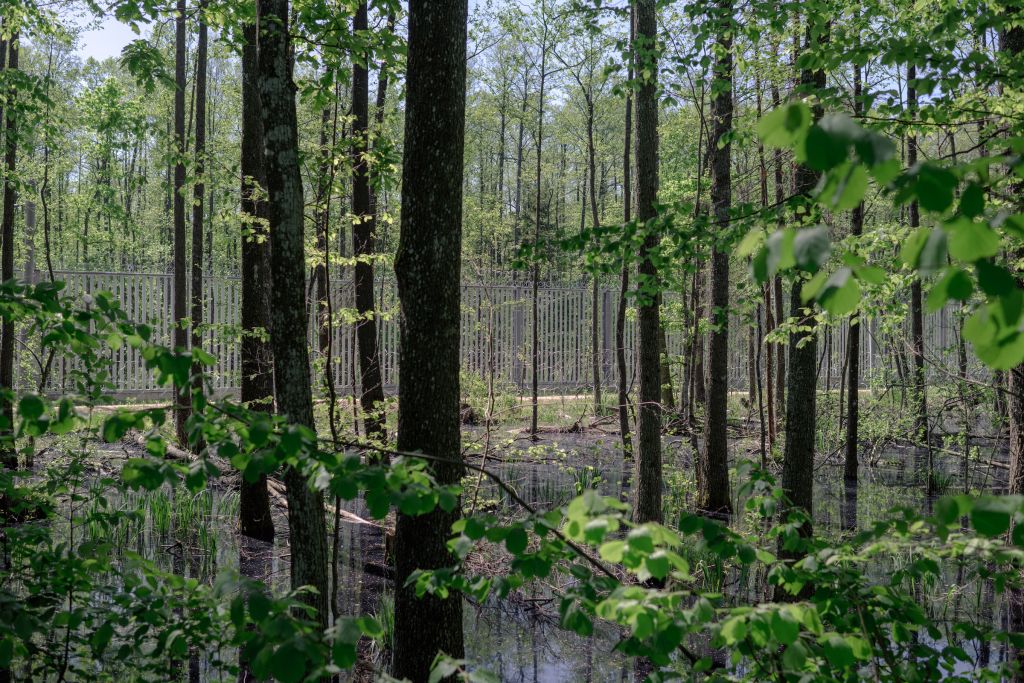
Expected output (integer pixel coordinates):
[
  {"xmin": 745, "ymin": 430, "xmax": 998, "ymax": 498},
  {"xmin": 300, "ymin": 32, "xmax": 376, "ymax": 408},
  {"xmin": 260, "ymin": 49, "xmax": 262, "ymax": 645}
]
[{"xmin": 1, "ymin": 0, "xmax": 1024, "ymax": 680}]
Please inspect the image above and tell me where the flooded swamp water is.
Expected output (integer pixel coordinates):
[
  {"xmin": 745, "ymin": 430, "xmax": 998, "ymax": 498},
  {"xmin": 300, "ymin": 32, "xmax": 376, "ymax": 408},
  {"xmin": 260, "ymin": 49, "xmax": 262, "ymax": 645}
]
[{"xmin": 71, "ymin": 430, "xmax": 1019, "ymax": 680}]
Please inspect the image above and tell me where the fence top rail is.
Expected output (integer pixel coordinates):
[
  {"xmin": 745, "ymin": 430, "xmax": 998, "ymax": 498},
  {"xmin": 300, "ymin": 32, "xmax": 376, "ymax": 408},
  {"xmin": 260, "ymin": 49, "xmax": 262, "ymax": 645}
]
[{"xmin": 49, "ymin": 270, "xmax": 608, "ymax": 293}]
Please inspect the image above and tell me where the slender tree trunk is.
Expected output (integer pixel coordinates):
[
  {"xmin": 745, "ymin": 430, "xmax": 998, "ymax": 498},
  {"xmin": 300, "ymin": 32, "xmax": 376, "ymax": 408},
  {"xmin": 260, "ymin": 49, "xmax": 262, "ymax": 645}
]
[
  {"xmin": 771, "ymin": 81, "xmax": 786, "ymax": 425},
  {"xmin": 699, "ymin": 0, "xmax": 733, "ymax": 516},
  {"xmin": 586, "ymin": 96, "xmax": 603, "ymax": 415},
  {"xmin": 617, "ymin": 16, "xmax": 634, "ymax": 453},
  {"xmin": 693, "ymin": 265, "xmax": 707, "ymax": 407},
  {"xmin": 315, "ymin": 104, "xmax": 332, "ymax": 361},
  {"xmin": 778, "ymin": 20, "xmax": 825, "ymax": 562},
  {"xmin": 1003, "ymin": 15, "xmax": 1024, "ymax": 497},
  {"xmin": 845, "ymin": 59, "xmax": 865, "ymax": 484},
  {"xmin": 756, "ymin": 76, "xmax": 776, "ymax": 451},
  {"xmin": 190, "ymin": 2, "xmax": 208, "ymax": 451},
  {"xmin": 352, "ymin": 1, "xmax": 387, "ymax": 445},
  {"xmin": 257, "ymin": 0, "xmax": 329, "ymax": 627},
  {"xmin": 633, "ymin": 0, "xmax": 662, "ymax": 525},
  {"xmin": 0, "ymin": 33, "xmax": 17, "ymax": 469},
  {"xmin": 513, "ymin": 78, "xmax": 528, "ymax": 268},
  {"xmin": 530, "ymin": 19, "xmax": 549, "ymax": 437},
  {"xmin": 659, "ymin": 313, "xmax": 674, "ymax": 410},
  {"xmin": 907, "ymin": 64, "xmax": 928, "ymax": 447},
  {"xmin": 392, "ymin": 2, "xmax": 468, "ymax": 678},
  {"xmin": 238, "ymin": 21, "xmax": 275, "ymax": 542},
  {"xmin": 496, "ymin": 96, "xmax": 508, "ymax": 234},
  {"xmin": 173, "ymin": 0, "xmax": 189, "ymax": 446}
]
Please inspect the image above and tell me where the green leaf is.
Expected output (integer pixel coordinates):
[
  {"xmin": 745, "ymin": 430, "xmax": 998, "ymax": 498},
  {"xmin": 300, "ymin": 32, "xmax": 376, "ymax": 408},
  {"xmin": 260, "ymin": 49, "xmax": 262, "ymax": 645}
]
[
  {"xmin": 828, "ymin": 164, "xmax": 868, "ymax": 211},
  {"xmin": 644, "ymin": 551, "xmax": 671, "ymax": 579},
  {"xmin": 771, "ymin": 610, "xmax": 801, "ymax": 646},
  {"xmin": 946, "ymin": 217, "xmax": 1001, "ymax": 262},
  {"xmin": 269, "ymin": 644, "xmax": 305, "ymax": 683},
  {"xmin": 854, "ymin": 266, "xmax": 886, "ymax": 285},
  {"xmin": 821, "ymin": 634, "xmax": 855, "ymax": 668},
  {"xmin": 102, "ymin": 412, "xmax": 135, "ymax": 443},
  {"xmin": 505, "ymin": 526, "xmax": 528, "ymax": 555},
  {"xmin": 817, "ymin": 268, "xmax": 861, "ymax": 316},
  {"xmin": 720, "ymin": 616, "xmax": 747, "ymax": 644},
  {"xmin": 91, "ymin": 622, "xmax": 115, "ymax": 656},
  {"xmin": 914, "ymin": 164, "xmax": 957, "ymax": 213},
  {"xmin": 927, "ymin": 268, "xmax": 973, "ymax": 312},
  {"xmin": 805, "ymin": 124, "xmax": 848, "ymax": 171},
  {"xmin": 971, "ymin": 500, "xmax": 1012, "ymax": 537},
  {"xmin": 977, "ymin": 260, "xmax": 1016, "ymax": 296},
  {"xmin": 782, "ymin": 640, "xmax": 808, "ymax": 670},
  {"xmin": 901, "ymin": 228, "xmax": 947, "ymax": 276},
  {"xmin": 737, "ymin": 229, "xmax": 764, "ymax": 258},
  {"xmin": 18, "ymin": 395, "xmax": 45, "ymax": 420},
  {"xmin": 960, "ymin": 183, "xmax": 985, "ymax": 218},
  {"xmin": 870, "ymin": 158, "xmax": 901, "ymax": 185},
  {"xmin": 765, "ymin": 228, "xmax": 797, "ymax": 275},
  {"xmin": 599, "ymin": 540, "xmax": 626, "ymax": 562},
  {"xmin": 800, "ymin": 271, "xmax": 829, "ymax": 303},
  {"xmin": 758, "ymin": 102, "xmax": 811, "ymax": 149},
  {"xmin": 793, "ymin": 226, "xmax": 831, "ymax": 274},
  {"xmin": 356, "ymin": 616, "xmax": 384, "ymax": 639},
  {"xmin": 122, "ymin": 458, "xmax": 168, "ymax": 491}
]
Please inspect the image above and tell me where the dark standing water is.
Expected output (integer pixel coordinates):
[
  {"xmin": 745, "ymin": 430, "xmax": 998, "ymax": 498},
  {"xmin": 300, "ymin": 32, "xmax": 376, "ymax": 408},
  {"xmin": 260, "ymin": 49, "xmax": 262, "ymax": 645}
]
[{"xmin": 86, "ymin": 432, "xmax": 1015, "ymax": 681}]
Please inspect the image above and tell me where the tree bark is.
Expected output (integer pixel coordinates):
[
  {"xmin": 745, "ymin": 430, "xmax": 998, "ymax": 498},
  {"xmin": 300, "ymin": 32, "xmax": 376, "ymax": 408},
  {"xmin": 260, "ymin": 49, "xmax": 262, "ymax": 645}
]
[
  {"xmin": 633, "ymin": 0, "xmax": 662, "ymax": 525},
  {"xmin": 779, "ymin": 19, "xmax": 825, "ymax": 555},
  {"xmin": 257, "ymin": 0, "xmax": 329, "ymax": 627},
  {"xmin": 173, "ymin": 0, "xmax": 189, "ymax": 446},
  {"xmin": 315, "ymin": 103, "xmax": 332, "ymax": 361},
  {"xmin": 392, "ymin": 1, "xmax": 468, "ymax": 679},
  {"xmin": 845, "ymin": 59, "xmax": 865, "ymax": 484},
  {"xmin": 771, "ymin": 81, "xmax": 786, "ymax": 427},
  {"xmin": 586, "ymin": 94, "xmax": 603, "ymax": 415},
  {"xmin": 530, "ymin": 12, "xmax": 550, "ymax": 437},
  {"xmin": 352, "ymin": 1, "xmax": 387, "ymax": 445},
  {"xmin": 190, "ymin": 1, "xmax": 208, "ymax": 451},
  {"xmin": 699, "ymin": 0, "xmax": 733, "ymax": 516},
  {"xmin": 617, "ymin": 12, "xmax": 634, "ymax": 454},
  {"xmin": 1003, "ymin": 14, "xmax": 1024, "ymax": 497},
  {"xmin": 238, "ymin": 20, "xmax": 275, "ymax": 542},
  {"xmin": 907, "ymin": 64, "xmax": 928, "ymax": 447},
  {"xmin": 0, "ymin": 33, "xmax": 16, "ymax": 469}
]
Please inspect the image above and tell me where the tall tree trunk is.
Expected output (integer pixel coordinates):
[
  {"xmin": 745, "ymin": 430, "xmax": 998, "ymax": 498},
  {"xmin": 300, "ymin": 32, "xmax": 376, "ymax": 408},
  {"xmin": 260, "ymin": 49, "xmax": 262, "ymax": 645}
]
[
  {"xmin": 392, "ymin": 1, "xmax": 468, "ymax": 678},
  {"xmin": 238, "ymin": 21, "xmax": 274, "ymax": 542},
  {"xmin": 1003, "ymin": 13, "xmax": 1024, "ymax": 497},
  {"xmin": 257, "ymin": 0, "xmax": 329, "ymax": 627},
  {"xmin": 659, "ymin": 313, "xmax": 674, "ymax": 410},
  {"xmin": 190, "ymin": 2, "xmax": 208, "ymax": 451},
  {"xmin": 586, "ymin": 95, "xmax": 603, "ymax": 415},
  {"xmin": 173, "ymin": 0, "xmax": 189, "ymax": 446},
  {"xmin": 693, "ymin": 265, "xmax": 707, "ymax": 407},
  {"xmin": 845, "ymin": 58, "xmax": 865, "ymax": 484},
  {"xmin": 907, "ymin": 64, "xmax": 928, "ymax": 446},
  {"xmin": 779, "ymin": 19, "xmax": 825, "ymax": 558},
  {"xmin": 633, "ymin": 0, "xmax": 662, "ymax": 525},
  {"xmin": 530, "ymin": 17, "xmax": 549, "ymax": 438},
  {"xmin": 771, "ymin": 82, "xmax": 786, "ymax": 426},
  {"xmin": 617, "ymin": 13, "xmax": 634, "ymax": 454},
  {"xmin": 513, "ymin": 81, "xmax": 528, "ymax": 269},
  {"xmin": 315, "ymin": 104, "xmax": 332, "ymax": 362},
  {"xmin": 352, "ymin": 1, "xmax": 387, "ymax": 444},
  {"xmin": 699, "ymin": 0, "xmax": 733, "ymax": 516},
  {"xmin": 0, "ymin": 32, "xmax": 17, "ymax": 469},
  {"xmin": 497, "ymin": 92, "xmax": 507, "ymax": 227},
  {"xmin": 756, "ymin": 75, "xmax": 776, "ymax": 451}
]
